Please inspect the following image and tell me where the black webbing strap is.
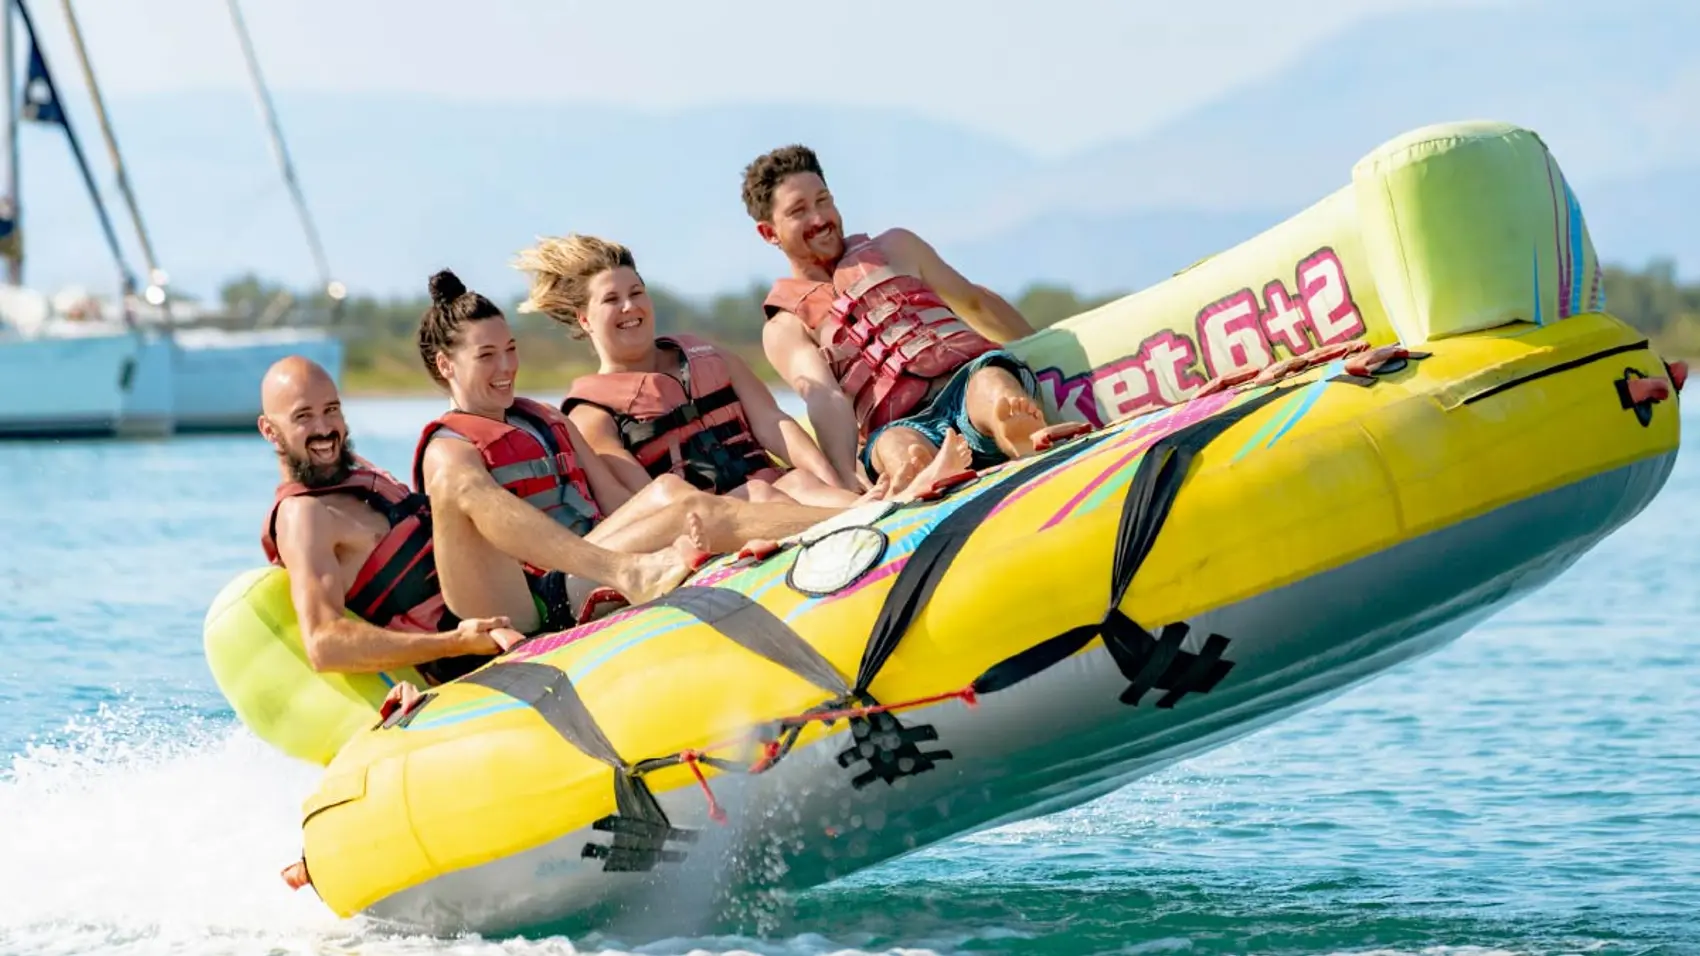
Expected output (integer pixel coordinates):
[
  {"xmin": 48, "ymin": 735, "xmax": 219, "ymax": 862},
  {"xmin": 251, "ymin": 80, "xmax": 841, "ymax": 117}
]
[
  {"xmin": 821, "ymin": 430, "xmax": 1110, "ymax": 789},
  {"xmin": 972, "ymin": 389, "xmax": 1282, "ymax": 703},
  {"xmin": 344, "ymin": 514, "xmax": 439, "ymax": 628},
  {"xmin": 650, "ymin": 586, "xmax": 851, "ymax": 696},
  {"xmin": 854, "ymin": 431, "xmax": 1110, "ymax": 692},
  {"xmin": 581, "ymin": 773, "xmax": 699, "ymax": 872},
  {"xmin": 458, "ymin": 661, "xmax": 622, "ymax": 766},
  {"xmin": 643, "ymin": 421, "xmax": 772, "ymax": 493},
  {"xmin": 454, "ymin": 661, "xmax": 696, "ymax": 870},
  {"xmin": 618, "ymin": 384, "xmax": 743, "ymax": 448}
]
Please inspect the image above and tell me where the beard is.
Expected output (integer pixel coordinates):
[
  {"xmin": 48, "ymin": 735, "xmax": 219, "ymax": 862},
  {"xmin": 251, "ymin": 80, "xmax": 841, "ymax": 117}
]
[{"xmin": 282, "ymin": 433, "xmax": 358, "ymax": 488}]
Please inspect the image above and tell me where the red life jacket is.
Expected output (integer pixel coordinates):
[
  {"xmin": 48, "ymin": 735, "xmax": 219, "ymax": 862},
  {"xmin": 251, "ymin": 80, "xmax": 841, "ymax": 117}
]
[
  {"xmin": 764, "ymin": 231, "xmax": 997, "ymax": 436},
  {"xmin": 412, "ymin": 396, "xmax": 602, "ymax": 539},
  {"xmin": 260, "ymin": 463, "xmax": 446, "ymax": 634},
  {"xmin": 561, "ymin": 333, "xmax": 783, "ymax": 495}
]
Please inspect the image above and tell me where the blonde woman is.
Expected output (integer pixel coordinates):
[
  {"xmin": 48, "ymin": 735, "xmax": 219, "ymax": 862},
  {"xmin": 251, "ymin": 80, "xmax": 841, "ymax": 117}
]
[{"xmin": 514, "ymin": 234, "xmax": 911, "ymax": 507}]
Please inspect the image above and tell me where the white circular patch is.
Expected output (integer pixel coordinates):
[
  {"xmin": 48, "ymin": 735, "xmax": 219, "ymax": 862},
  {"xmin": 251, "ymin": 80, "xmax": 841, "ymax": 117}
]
[{"xmin": 787, "ymin": 526, "xmax": 889, "ymax": 596}]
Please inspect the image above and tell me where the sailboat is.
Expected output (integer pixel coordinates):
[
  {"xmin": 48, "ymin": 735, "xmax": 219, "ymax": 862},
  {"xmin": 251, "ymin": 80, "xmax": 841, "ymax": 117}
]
[
  {"xmin": 0, "ymin": 0, "xmax": 344, "ymax": 439},
  {"xmin": 0, "ymin": 0, "xmax": 173, "ymax": 438}
]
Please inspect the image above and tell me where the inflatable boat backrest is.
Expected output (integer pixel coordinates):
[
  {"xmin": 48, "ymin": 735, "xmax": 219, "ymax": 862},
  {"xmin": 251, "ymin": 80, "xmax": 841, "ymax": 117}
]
[{"xmin": 1009, "ymin": 120, "xmax": 1602, "ymax": 429}]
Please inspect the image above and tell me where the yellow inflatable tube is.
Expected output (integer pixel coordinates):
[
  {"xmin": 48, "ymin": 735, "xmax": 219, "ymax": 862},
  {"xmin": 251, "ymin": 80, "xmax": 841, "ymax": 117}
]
[
  {"xmin": 300, "ymin": 311, "xmax": 1679, "ymax": 933},
  {"xmin": 203, "ymin": 567, "xmax": 422, "ymax": 766}
]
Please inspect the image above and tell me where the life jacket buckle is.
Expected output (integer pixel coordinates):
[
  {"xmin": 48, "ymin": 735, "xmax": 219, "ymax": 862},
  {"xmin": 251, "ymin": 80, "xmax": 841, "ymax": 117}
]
[{"xmin": 554, "ymin": 452, "xmax": 577, "ymax": 479}]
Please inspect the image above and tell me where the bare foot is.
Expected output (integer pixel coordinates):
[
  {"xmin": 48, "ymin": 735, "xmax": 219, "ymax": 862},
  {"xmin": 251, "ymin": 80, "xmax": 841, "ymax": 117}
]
[
  {"xmin": 893, "ymin": 429, "xmax": 973, "ymax": 501},
  {"xmin": 853, "ymin": 472, "xmax": 893, "ymax": 505},
  {"xmin": 883, "ymin": 444, "xmax": 931, "ymax": 493},
  {"xmin": 989, "ymin": 394, "xmax": 1048, "ymax": 459},
  {"xmin": 620, "ymin": 535, "xmax": 709, "ymax": 604}
]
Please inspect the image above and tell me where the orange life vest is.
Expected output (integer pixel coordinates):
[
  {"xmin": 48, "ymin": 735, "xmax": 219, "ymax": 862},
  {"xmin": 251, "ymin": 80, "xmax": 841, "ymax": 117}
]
[
  {"xmin": 562, "ymin": 334, "xmax": 782, "ymax": 495},
  {"xmin": 764, "ymin": 231, "xmax": 997, "ymax": 436},
  {"xmin": 412, "ymin": 396, "xmax": 601, "ymax": 538}
]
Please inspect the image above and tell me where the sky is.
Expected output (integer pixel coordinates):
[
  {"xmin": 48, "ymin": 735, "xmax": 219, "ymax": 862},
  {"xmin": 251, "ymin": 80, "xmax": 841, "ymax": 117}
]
[{"xmin": 22, "ymin": 0, "xmax": 1504, "ymax": 159}]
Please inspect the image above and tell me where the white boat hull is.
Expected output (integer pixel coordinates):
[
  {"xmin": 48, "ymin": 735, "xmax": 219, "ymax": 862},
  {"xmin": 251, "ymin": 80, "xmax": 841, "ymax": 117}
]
[
  {"xmin": 168, "ymin": 328, "xmax": 345, "ymax": 433},
  {"xmin": 0, "ymin": 331, "xmax": 171, "ymax": 438}
]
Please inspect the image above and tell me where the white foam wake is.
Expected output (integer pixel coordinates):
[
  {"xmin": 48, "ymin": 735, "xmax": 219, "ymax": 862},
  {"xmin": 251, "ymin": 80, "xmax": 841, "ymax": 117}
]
[{"xmin": 0, "ymin": 704, "xmax": 949, "ymax": 956}]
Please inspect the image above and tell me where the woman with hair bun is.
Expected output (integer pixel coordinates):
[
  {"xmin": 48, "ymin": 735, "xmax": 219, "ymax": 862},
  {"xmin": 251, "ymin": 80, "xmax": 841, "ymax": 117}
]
[{"xmin": 410, "ymin": 268, "xmax": 840, "ymax": 634}]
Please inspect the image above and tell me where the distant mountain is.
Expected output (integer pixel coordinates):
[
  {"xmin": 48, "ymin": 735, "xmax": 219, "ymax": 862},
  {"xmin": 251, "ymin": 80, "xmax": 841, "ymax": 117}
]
[
  {"xmin": 922, "ymin": 0, "xmax": 1700, "ymax": 292},
  {"xmin": 941, "ymin": 162, "xmax": 1700, "ymax": 298},
  {"xmin": 11, "ymin": 0, "xmax": 1695, "ymax": 303},
  {"xmin": 944, "ymin": 0, "xmax": 1700, "ymax": 235},
  {"xmin": 17, "ymin": 94, "xmax": 1038, "ymax": 300},
  {"xmin": 942, "ymin": 207, "xmax": 1288, "ymax": 297}
]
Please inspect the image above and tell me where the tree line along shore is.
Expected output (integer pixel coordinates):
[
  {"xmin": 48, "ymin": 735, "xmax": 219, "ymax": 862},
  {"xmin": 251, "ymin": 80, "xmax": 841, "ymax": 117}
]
[{"xmin": 213, "ymin": 259, "xmax": 1700, "ymax": 397}]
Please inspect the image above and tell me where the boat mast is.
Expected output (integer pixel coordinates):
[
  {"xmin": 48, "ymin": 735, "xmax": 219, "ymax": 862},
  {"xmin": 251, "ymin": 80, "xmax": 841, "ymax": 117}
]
[
  {"xmin": 224, "ymin": 0, "xmax": 343, "ymax": 318},
  {"xmin": 2, "ymin": 0, "xmax": 19, "ymax": 284},
  {"xmin": 14, "ymin": 0, "xmax": 135, "ymax": 298},
  {"xmin": 58, "ymin": 0, "xmax": 168, "ymax": 308}
]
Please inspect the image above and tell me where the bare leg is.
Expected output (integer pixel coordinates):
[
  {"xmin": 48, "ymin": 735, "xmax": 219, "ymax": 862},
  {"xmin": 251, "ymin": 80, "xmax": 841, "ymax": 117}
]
[
  {"xmin": 685, "ymin": 492, "xmax": 839, "ymax": 553},
  {"xmin": 729, "ymin": 477, "xmax": 788, "ymax": 503},
  {"xmin": 586, "ymin": 473, "xmax": 696, "ymax": 541},
  {"xmin": 588, "ymin": 487, "xmax": 837, "ymax": 556},
  {"xmin": 430, "ymin": 484, "xmax": 552, "ymax": 634},
  {"xmin": 771, "ymin": 469, "xmax": 868, "ymax": 507}
]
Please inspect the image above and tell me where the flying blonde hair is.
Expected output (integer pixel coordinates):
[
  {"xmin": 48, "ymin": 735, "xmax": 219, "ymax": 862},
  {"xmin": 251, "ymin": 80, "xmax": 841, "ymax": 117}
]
[{"xmin": 512, "ymin": 234, "xmax": 639, "ymax": 334}]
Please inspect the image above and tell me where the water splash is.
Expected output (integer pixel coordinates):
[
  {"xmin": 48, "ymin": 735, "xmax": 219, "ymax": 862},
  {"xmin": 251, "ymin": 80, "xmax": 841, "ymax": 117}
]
[
  {"xmin": 0, "ymin": 703, "xmax": 343, "ymax": 951},
  {"xmin": 0, "ymin": 704, "xmax": 957, "ymax": 956}
]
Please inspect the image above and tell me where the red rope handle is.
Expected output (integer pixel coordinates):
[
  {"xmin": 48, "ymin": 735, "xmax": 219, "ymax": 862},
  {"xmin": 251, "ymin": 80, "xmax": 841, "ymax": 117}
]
[
  {"xmin": 280, "ymin": 859, "xmax": 311, "ymax": 890},
  {"xmin": 749, "ymin": 739, "xmax": 784, "ymax": 774},
  {"xmin": 777, "ymin": 685, "xmax": 979, "ymax": 727},
  {"xmin": 678, "ymin": 750, "xmax": 727, "ymax": 824},
  {"xmin": 663, "ymin": 685, "xmax": 981, "ymax": 821}
]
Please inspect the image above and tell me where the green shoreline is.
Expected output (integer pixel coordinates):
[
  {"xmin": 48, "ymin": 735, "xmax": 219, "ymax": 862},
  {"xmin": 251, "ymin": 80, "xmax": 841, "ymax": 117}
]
[{"xmin": 289, "ymin": 260, "xmax": 1697, "ymax": 398}]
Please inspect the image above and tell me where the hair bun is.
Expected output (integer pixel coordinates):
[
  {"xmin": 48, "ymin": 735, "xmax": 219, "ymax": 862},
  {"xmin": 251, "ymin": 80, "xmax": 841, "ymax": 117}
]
[{"xmin": 428, "ymin": 269, "xmax": 466, "ymax": 304}]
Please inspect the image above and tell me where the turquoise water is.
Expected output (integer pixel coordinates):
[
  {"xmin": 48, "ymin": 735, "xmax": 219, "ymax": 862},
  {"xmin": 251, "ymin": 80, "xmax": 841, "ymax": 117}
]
[{"xmin": 2, "ymin": 396, "xmax": 1696, "ymax": 956}]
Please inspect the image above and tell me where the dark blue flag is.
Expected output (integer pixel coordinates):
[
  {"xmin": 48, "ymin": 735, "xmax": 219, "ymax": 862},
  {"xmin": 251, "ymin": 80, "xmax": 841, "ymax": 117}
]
[{"xmin": 21, "ymin": 41, "xmax": 64, "ymax": 127}]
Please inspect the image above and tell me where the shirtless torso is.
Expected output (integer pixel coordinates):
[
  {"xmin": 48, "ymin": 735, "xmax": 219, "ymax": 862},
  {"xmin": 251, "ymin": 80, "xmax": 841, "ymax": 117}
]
[
  {"xmin": 267, "ymin": 479, "xmax": 515, "ymax": 677},
  {"xmin": 287, "ymin": 492, "xmax": 392, "ymax": 593}
]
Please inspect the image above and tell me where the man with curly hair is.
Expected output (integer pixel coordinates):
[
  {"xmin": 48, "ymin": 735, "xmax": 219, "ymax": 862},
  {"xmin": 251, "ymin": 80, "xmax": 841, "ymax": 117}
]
[{"xmin": 742, "ymin": 145, "xmax": 1081, "ymax": 495}]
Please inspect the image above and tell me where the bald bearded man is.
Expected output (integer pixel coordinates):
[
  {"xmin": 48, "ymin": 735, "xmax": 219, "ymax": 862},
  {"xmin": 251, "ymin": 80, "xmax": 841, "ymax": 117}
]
[
  {"xmin": 257, "ymin": 357, "xmax": 731, "ymax": 686},
  {"xmin": 257, "ymin": 356, "xmax": 523, "ymax": 685}
]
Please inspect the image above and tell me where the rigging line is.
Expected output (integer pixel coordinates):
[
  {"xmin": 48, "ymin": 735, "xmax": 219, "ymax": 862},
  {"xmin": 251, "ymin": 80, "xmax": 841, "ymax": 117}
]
[
  {"xmin": 59, "ymin": 0, "xmax": 168, "ymax": 309},
  {"xmin": 225, "ymin": 0, "xmax": 342, "ymax": 306},
  {"xmin": 3, "ymin": 0, "xmax": 19, "ymax": 284}
]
